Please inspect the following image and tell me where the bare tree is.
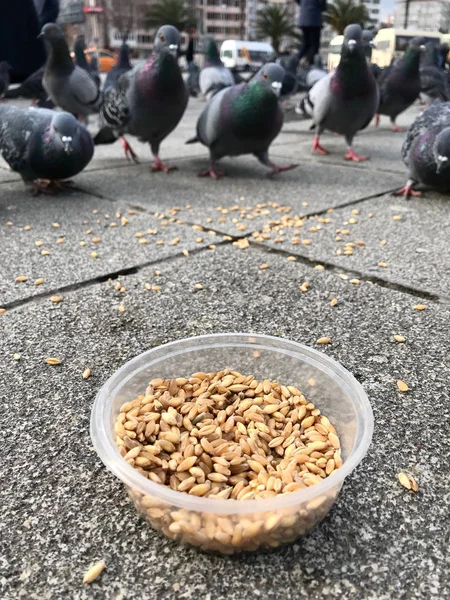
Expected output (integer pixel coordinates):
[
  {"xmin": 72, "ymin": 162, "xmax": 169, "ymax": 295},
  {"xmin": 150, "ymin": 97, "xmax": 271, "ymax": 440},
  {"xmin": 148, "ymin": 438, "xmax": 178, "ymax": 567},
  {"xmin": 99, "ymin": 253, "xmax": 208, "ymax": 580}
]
[{"xmin": 105, "ymin": 0, "xmax": 138, "ymax": 42}]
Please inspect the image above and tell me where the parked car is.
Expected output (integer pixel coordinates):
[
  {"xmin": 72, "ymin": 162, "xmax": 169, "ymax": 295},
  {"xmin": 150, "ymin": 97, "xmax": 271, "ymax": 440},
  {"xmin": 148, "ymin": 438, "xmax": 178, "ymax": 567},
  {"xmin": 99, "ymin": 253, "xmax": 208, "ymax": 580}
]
[
  {"xmin": 220, "ymin": 40, "xmax": 275, "ymax": 72},
  {"xmin": 70, "ymin": 48, "xmax": 118, "ymax": 73}
]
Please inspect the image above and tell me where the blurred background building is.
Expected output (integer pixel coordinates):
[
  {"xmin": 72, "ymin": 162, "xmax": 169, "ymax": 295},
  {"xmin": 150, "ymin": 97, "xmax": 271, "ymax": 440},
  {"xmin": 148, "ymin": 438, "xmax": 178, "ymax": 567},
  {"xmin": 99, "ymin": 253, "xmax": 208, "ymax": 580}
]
[{"xmin": 393, "ymin": 0, "xmax": 450, "ymax": 31}]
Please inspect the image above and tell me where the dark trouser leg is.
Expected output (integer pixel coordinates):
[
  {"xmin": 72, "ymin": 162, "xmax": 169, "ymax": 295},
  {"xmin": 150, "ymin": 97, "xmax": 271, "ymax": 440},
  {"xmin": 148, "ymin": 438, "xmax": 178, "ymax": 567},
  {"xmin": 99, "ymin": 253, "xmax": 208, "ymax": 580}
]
[{"xmin": 306, "ymin": 27, "xmax": 321, "ymax": 65}]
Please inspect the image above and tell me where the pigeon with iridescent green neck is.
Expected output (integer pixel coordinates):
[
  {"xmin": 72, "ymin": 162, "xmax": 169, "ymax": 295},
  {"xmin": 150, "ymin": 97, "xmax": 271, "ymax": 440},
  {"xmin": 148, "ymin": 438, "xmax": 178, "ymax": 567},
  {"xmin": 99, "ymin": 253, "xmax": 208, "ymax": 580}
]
[
  {"xmin": 187, "ymin": 63, "xmax": 297, "ymax": 178},
  {"xmin": 199, "ymin": 36, "xmax": 234, "ymax": 100},
  {"xmin": 94, "ymin": 25, "xmax": 188, "ymax": 172}
]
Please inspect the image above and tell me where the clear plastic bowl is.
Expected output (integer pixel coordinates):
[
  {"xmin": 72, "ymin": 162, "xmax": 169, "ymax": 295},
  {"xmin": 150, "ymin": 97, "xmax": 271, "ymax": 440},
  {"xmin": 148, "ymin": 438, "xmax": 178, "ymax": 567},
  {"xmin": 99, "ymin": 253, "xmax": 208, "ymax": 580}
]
[{"xmin": 91, "ymin": 333, "xmax": 373, "ymax": 553}]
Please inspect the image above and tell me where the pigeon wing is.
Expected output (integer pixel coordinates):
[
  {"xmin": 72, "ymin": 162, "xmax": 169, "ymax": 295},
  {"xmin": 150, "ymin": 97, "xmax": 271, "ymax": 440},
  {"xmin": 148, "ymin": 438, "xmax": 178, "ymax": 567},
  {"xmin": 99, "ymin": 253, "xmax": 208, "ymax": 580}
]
[{"xmin": 70, "ymin": 66, "xmax": 102, "ymax": 108}]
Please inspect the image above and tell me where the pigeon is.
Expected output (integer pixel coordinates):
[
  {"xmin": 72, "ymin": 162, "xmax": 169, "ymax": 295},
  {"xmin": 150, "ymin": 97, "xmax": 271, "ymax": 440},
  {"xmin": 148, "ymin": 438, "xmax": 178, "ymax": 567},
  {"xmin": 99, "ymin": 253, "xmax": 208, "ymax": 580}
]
[
  {"xmin": 0, "ymin": 61, "xmax": 10, "ymax": 99},
  {"xmin": 199, "ymin": 36, "xmax": 234, "ymax": 100},
  {"xmin": 375, "ymin": 37, "xmax": 424, "ymax": 132},
  {"xmin": 94, "ymin": 25, "xmax": 188, "ymax": 172},
  {"xmin": 419, "ymin": 44, "xmax": 450, "ymax": 103},
  {"xmin": 88, "ymin": 55, "xmax": 101, "ymax": 89},
  {"xmin": 301, "ymin": 24, "xmax": 378, "ymax": 161},
  {"xmin": 186, "ymin": 63, "xmax": 297, "ymax": 178},
  {"xmin": 361, "ymin": 30, "xmax": 375, "ymax": 63},
  {"xmin": 40, "ymin": 23, "xmax": 102, "ymax": 122},
  {"xmin": 0, "ymin": 105, "xmax": 94, "ymax": 194},
  {"xmin": 4, "ymin": 67, "xmax": 54, "ymax": 107},
  {"xmin": 395, "ymin": 100, "xmax": 450, "ymax": 198},
  {"xmin": 104, "ymin": 42, "xmax": 132, "ymax": 94}
]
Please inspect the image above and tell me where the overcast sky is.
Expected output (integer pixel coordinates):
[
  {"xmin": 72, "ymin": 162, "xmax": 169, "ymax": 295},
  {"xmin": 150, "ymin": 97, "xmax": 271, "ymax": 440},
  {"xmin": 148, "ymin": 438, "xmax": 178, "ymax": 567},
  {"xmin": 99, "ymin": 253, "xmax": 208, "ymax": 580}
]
[{"xmin": 380, "ymin": 0, "xmax": 396, "ymax": 21}]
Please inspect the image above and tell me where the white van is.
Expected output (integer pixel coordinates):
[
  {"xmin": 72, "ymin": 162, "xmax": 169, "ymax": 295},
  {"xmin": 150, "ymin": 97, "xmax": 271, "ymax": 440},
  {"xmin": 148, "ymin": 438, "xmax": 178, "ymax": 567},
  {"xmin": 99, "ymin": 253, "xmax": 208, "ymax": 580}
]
[
  {"xmin": 220, "ymin": 40, "xmax": 276, "ymax": 72},
  {"xmin": 372, "ymin": 28, "xmax": 441, "ymax": 67},
  {"xmin": 328, "ymin": 35, "xmax": 344, "ymax": 71}
]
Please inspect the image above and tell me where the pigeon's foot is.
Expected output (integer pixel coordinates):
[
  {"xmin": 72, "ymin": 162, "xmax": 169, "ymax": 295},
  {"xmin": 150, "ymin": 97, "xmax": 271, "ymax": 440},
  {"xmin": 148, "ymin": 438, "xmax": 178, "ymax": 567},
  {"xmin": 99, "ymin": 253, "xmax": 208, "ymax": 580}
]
[
  {"xmin": 393, "ymin": 184, "xmax": 421, "ymax": 199},
  {"xmin": 344, "ymin": 148, "xmax": 369, "ymax": 162},
  {"xmin": 391, "ymin": 124, "xmax": 405, "ymax": 133},
  {"xmin": 374, "ymin": 114, "xmax": 380, "ymax": 127},
  {"xmin": 152, "ymin": 156, "xmax": 177, "ymax": 173},
  {"xmin": 198, "ymin": 162, "xmax": 225, "ymax": 179},
  {"xmin": 267, "ymin": 163, "xmax": 298, "ymax": 177},
  {"xmin": 120, "ymin": 137, "xmax": 139, "ymax": 163},
  {"xmin": 312, "ymin": 135, "xmax": 329, "ymax": 155},
  {"xmin": 31, "ymin": 180, "xmax": 57, "ymax": 196}
]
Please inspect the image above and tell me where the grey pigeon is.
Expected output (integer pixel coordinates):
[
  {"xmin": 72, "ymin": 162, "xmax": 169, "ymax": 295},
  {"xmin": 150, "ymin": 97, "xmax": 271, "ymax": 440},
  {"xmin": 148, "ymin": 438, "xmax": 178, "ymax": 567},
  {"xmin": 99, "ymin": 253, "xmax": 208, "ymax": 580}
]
[
  {"xmin": 376, "ymin": 37, "xmax": 424, "ymax": 132},
  {"xmin": 199, "ymin": 36, "xmax": 234, "ymax": 100},
  {"xmin": 94, "ymin": 25, "xmax": 188, "ymax": 172},
  {"xmin": 4, "ymin": 66, "xmax": 54, "ymax": 107},
  {"xmin": 104, "ymin": 42, "xmax": 132, "ymax": 94},
  {"xmin": 186, "ymin": 63, "xmax": 297, "ymax": 178},
  {"xmin": 0, "ymin": 61, "xmax": 10, "ymax": 99},
  {"xmin": 361, "ymin": 30, "xmax": 375, "ymax": 62},
  {"xmin": 0, "ymin": 105, "xmax": 94, "ymax": 194},
  {"xmin": 302, "ymin": 24, "xmax": 378, "ymax": 161},
  {"xmin": 395, "ymin": 100, "xmax": 450, "ymax": 197},
  {"xmin": 40, "ymin": 23, "xmax": 102, "ymax": 122},
  {"xmin": 88, "ymin": 55, "xmax": 101, "ymax": 89}
]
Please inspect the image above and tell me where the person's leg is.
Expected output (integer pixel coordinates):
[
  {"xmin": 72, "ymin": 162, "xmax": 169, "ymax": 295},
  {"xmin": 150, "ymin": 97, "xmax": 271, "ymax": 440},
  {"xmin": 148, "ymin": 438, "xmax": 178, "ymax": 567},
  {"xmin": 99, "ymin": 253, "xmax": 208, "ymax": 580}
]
[
  {"xmin": 287, "ymin": 27, "xmax": 311, "ymax": 72},
  {"xmin": 307, "ymin": 27, "xmax": 321, "ymax": 65}
]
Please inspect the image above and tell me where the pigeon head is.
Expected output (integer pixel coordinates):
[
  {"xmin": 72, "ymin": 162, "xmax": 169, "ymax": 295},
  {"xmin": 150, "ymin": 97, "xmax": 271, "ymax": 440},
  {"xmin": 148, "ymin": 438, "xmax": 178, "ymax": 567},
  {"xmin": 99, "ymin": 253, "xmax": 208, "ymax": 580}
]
[
  {"xmin": 408, "ymin": 37, "xmax": 426, "ymax": 52},
  {"xmin": 361, "ymin": 29, "xmax": 375, "ymax": 60},
  {"xmin": 254, "ymin": 63, "xmax": 285, "ymax": 97},
  {"xmin": 39, "ymin": 22, "xmax": 65, "ymax": 42},
  {"xmin": 202, "ymin": 36, "xmax": 221, "ymax": 63},
  {"xmin": 434, "ymin": 127, "xmax": 450, "ymax": 174},
  {"xmin": 154, "ymin": 25, "xmax": 180, "ymax": 56},
  {"xmin": 119, "ymin": 42, "xmax": 131, "ymax": 67},
  {"xmin": 312, "ymin": 54, "xmax": 323, "ymax": 69},
  {"xmin": 50, "ymin": 112, "xmax": 80, "ymax": 154},
  {"xmin": 343, "ymin": 24, "xmax": 362, "ymax": 53}
]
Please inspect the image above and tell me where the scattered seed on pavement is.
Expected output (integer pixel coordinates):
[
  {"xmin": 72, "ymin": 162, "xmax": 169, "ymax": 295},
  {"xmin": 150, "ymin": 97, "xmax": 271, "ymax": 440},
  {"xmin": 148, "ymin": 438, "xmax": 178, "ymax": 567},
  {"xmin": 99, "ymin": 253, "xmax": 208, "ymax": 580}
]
[
  {"xmin": 13, "ymin": 353, "xmax": 21, "ymax": 360},
  {"xmin": 45, "ymin": 357, "xmax": 61, "ymax": 365},
  {"xmin": 317, "ymin": 337, "xmax": 331, "ymax": 345},
  {"xmin": 330, "ymin": 298, "xmax": 338, "ymax": 307},
  {"xmin": 394, "ymin": 335, "xmax": 405, "ymax": 343},
  {"xmin": 34, "ymin": 278, "xmax": 44, "ymax": 286},
  {"xmin": 393, "ymin": 215, "xmax": 402, "ymax": 221},
  {"xmin": 56, "ymin": 237, "xmax": 64, "ymax": 244},
  {"xmin": 413, "ymin": 304, "xmax": 426, "ymax": 311},
  {"xmin": 182, "ymin": 249, "xmax": 189, "ymax": 257},
  {"xmin": 24, "ymin": 225, "xmax": 31, "ymax": 231},
  {"xmin": 398, "ymin": 472, "xmax": 411, "ymax": 490},
  {"xmin": 83, "ymin": 561, "xmax": 105, "ymax": 585},
  {"xmin": 194, "ymin": 284, "xmax": 203, "ymax": 289},
  {"xmin": 259, "ymin": 263, "xmax": 269, "ymax": 270},
  {"xmin": 16, "ymin": 276, "xmax": 28, "ymax": 282},
  {"xmin": 50, "ymin": 296, "xmax": 62, "ymax": 303},
  {"xmin": 378, "ymin": 262, "xmax": 388, "ymax": 268},
  {"xmin": 288, "ymin": 256, "xmax": 296, "ymax": 261},
  {"xmin": 90, "ymin": 252, "xmax": 98, "ymax": 258},
  {"xmin": 350, "ymin": 279, "xmax": 360, "ymax": 285},
  {"xmin": 52, "ymin": 223, "xmax": 60, "ymax": 228},
  {"xmin": 118, "ymin": 305, "xmax": 125, "ymax": 313},
  {"xmin": 397, "ymin": 380, "xmax": 409, "ymax": 392},
  {"xmin": 315, "ymin": 265, "xmax": 325, "ymax": 270},
  {"xmin": 82, "ymin": 368, "xmax": 92, "ymax": 380},
  {"xmin": 35, "ymin": 240, "xmax": 43, "ymax": 247},
  {"xmin": 0, "ymin": 308, "xmax": 6, "ymax": 314}
]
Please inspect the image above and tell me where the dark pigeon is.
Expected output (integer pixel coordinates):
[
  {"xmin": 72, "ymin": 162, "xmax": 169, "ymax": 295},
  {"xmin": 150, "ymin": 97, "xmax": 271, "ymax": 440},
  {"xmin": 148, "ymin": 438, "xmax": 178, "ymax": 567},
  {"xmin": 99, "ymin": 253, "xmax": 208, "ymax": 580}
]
[
  {"xmin": 186, "ymin": 63, "xmax": 297, "ymax": 178},
  {"xmin": 376, "ymin": 37, "xmax": 424, "ymax": 132},
  {"xmin": 301, "ymin": 24, "xmax": 378, "ymax": 161},
  {"xmin": 199, "ymin": 36, "xmax": 234, "ymax": 100},
  {"xmin": 419, "ymin": 43, "xmax": 450, "ymax": 103},
  {"xmin": 361, "ymin": 30, "xmax": 375, "ymax": 62},
  {"xmin": 73, "ymin": 36, "xmax": 101, "ymax": 88},
  {"xmin": 4, "ymin": 67, "xmax": 54, "ymax": 107},
  {"xmin": 0, "ymin": 61, "xmax": 10, "ymax": 99},
  {"xmin": 0, "ymin": 105, "xmax": 94, "ymax": 194},
  {"xmin": 394, "ymin": 100, "xmax": 450, "ymax": 198},
  {"xmin": 40, "ymin": 23, "xmax": 102, "ymax": 122},
  {"xmin": 104, "ymin": 42, "xmax": 132, "ymax": 94},
  {"xmin": 94, "ymin": 25, "xmax": 188, "ymax": 172}
]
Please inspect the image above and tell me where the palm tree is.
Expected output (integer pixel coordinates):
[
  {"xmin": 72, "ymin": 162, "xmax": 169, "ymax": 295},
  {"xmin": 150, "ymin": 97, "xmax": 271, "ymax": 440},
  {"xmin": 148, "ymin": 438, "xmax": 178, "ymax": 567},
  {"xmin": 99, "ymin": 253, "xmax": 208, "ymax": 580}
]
[
  {"xmin": 256, "ymin": 5, "xmax": 299, "ymax": 55},
  {"xmin": 324, "ymin": 0, "xmax": 370, "ymax": 35},
  {"xmin": 144, "ymin": 0, "xmax": 195, "ymax": 33}
]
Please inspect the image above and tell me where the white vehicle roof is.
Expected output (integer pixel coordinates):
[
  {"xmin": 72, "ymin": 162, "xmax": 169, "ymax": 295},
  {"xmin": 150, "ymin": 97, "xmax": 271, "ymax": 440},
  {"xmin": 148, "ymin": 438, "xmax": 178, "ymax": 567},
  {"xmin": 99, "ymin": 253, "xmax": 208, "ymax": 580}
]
[{"xmin": 221, "ymin": 40, "xmax": 275, "ymax": 52}]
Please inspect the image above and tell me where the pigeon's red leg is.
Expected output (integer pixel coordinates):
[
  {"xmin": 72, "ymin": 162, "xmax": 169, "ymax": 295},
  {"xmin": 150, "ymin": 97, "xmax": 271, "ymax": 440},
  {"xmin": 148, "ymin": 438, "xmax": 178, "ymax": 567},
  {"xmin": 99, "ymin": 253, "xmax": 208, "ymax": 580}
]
[
  {"xmin": 151, "ymin": 156, "xmax": 177, "ymax": 172},
  {"xmin": 312, "ymin": 135, "xmax": 329, "ymax": 155},
  {"xmin": 32, "ymin": 180, "xmax": 55, "ymax": 196},
  {"xmin": 345, "ymin": 148, "xmax": 369, "ymax": 162},
  {"xmin": 120, "ymin": 137, "xmax": 139, "ymax": 163},
  {"xmin": 393, "ymin": 181, "xmax": 421, "ymax": 199},
  {"xmin": 198, "ymin": 161, "xmax": 225, "ymax": 179},
  {"xmin": 391, "ymin": 123, "xmax": 405, "ymax": 133},
  {"xmin": 255, "ymin": 152, "xmax": 298, "ymax": 176},
  {"xmin": 374, "ymin": 114, "xmax": 380, "ymax": 127}
]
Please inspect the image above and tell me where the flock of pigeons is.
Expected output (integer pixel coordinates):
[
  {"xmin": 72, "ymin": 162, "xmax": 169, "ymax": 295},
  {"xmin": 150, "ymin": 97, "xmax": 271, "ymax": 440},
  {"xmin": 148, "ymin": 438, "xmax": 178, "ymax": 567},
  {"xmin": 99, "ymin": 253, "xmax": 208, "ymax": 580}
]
[{"xmin": 1, "ymin": 22, "xmax": 450, "ymax": 197}]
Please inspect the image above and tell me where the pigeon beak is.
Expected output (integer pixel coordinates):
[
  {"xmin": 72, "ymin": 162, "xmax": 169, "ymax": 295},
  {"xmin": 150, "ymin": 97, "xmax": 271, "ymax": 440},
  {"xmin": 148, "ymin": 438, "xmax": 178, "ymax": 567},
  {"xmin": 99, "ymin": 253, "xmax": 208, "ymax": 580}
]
[
  {"xmin": 420, "ymin": 45, "xmax": 426, "ymax": 51},
  {"xmin": 169, "ymin": 44, "xmax": 178, "ymax": 57},
  {"xmin": 436, "ymin": 155, "xmax": 448, "ymax": 173},
  {"xmin": 348, "ymin": 40, "xmax": 357, "ymax": 51},
  {"xmin": 370, "ymin": 41, "xmax": 376, "ymax": 48},
  {"xmin": 62, "ymin": 136, "xmax": 73, "ymax": 154},
  {"xmin": 271, "ymin": 81, "xmax": 282, "ymax": 97},
  {"xmin": 37, "ymin": 32, "xmax": 44, "ymax": 39}
]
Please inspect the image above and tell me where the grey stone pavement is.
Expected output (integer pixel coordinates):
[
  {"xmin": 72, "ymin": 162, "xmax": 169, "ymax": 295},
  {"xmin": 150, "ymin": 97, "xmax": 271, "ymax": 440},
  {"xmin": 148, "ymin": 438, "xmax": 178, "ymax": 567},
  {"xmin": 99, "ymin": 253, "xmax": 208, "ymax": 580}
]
[{"xmin": 1, "ymin": 97, "xmax": 450, "ymax": 600}]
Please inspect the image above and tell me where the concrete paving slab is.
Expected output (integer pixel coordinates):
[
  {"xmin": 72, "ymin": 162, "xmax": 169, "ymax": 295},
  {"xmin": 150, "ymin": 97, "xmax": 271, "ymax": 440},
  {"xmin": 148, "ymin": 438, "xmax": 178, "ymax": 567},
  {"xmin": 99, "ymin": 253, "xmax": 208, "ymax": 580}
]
[
  {"xmin": 0, "ymin": 244, "xmax": 448, "ymax": 599},
  {"xmin": 248, "ymin": 193, "xmax": 450, "ymax": 298},
  {"xmin": 0, "ymin": 185, "xmax": 212, "ymax": 305},
  {"xmin": 73, "ymin": 158, "xmax": 402, "ymax": 236}
]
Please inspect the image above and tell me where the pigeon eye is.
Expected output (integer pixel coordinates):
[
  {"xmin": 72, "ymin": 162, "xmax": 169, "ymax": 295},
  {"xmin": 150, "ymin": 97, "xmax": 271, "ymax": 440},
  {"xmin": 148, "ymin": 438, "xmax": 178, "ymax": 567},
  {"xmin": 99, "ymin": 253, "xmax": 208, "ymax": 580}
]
[
  {"xmin": 263, "ymin": 73, "xmax": 268, "ymax": 79},
  {"xmin": 160, "ymin": 35, "xmax": 165, "ymax": 41},
  {"xmin": 53, "ymin": 126, "xmax": 59, "ymax": 132}
]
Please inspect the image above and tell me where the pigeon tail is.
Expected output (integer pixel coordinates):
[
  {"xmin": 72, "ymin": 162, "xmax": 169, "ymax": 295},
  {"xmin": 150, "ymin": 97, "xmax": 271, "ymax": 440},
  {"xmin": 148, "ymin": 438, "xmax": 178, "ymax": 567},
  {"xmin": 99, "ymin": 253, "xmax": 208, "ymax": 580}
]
[
  {"xmin": 186, "ymin": 135, "xmax": 199, "ymax": 144},
  {"xmin": 94, "ymin": 127, "xmax": 118, "ymax": 145}
]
